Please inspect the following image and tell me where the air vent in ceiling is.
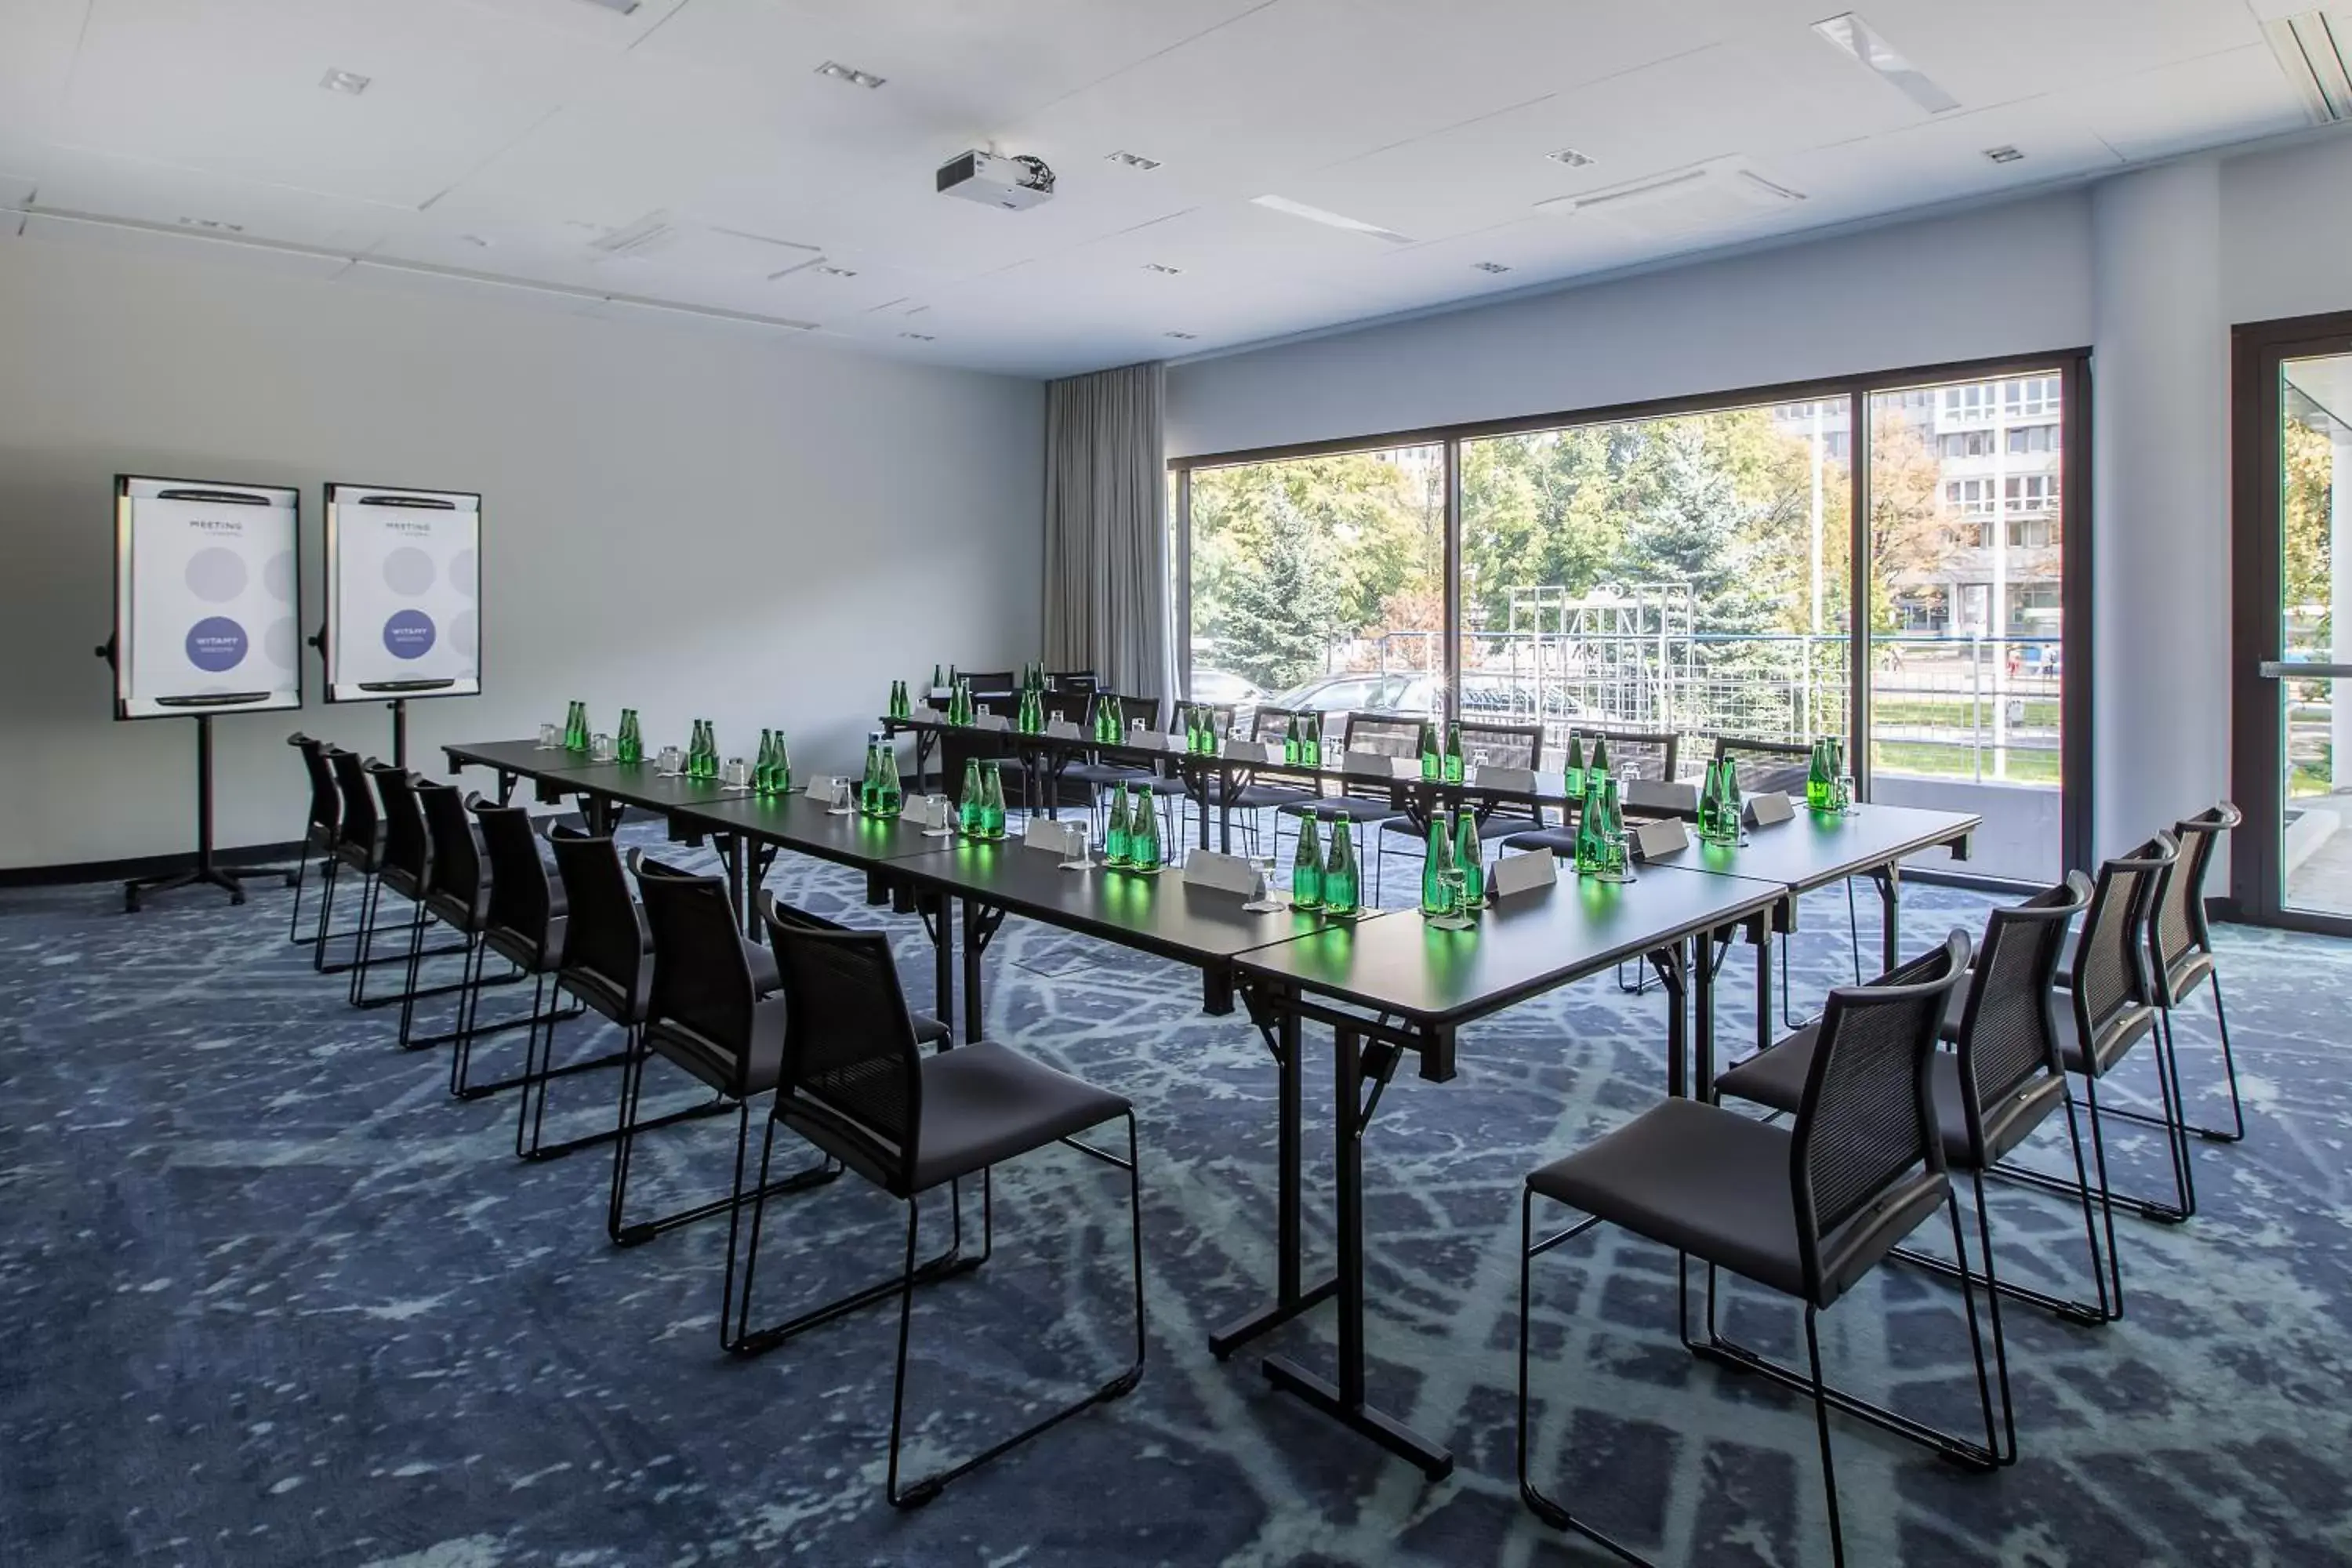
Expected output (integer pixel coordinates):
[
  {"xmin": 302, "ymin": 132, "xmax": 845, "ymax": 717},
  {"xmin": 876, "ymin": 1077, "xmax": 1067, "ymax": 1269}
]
[
  {"xmin": 2264, "ymin": 10, "xmax": 2352, "ymax": 123},
  {"xmin": 1536, "ymin": 158, "xmax": 1805, "ymax": 238},
  {"xmin": 588, "ymin": 211, "xmax": 678, "ymax": 260}
]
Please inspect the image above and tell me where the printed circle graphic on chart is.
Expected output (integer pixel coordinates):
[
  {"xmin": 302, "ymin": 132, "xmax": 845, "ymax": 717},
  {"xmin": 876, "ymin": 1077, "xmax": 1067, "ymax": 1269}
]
[
  {"xmin": 262, "ymin": 550, "xmax": 296, "ymax": 603},
  {"xmin": 448, "ymin": 548, "xmax": 477, "ymax": 600},
  {"xmin": 383, "ymin": 609, "xmax": 436, "ymax": 661},
  {"xmin": 264, "ymin": 616, "xmax": 297, "ymax": 670},
  {"xmin": 449, "ymin": 608, "xmax": 478, "ymax": 659},
  {"xmin": 186, "ymin": 547, "xmax": 248, "ymax": 604},
  {"xmin": 383, "ymin": 547, "xmax": 436, "ymax": 597},
  {"xmin": 186, "ymin": 616, "xmax": 249, "ymax": 672}
]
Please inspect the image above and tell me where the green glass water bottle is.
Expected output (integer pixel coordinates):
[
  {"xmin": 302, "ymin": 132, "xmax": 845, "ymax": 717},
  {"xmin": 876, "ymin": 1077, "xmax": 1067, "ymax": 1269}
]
[
  {"xmin": 1283, "ymin": 715, "xmax": 1301, "ymax": 767},
  {"xmin": 959, "ymin": 760, "xmax": 985, "ymax": 836},
  {"xmin": 687, "ymin": 719, "xmax": 705, "ymax": 778},
  {"xmin": 1697, "ymin": 758, "xmax": 1720, "ymax": 841},
  {"xmin": 979, "ymin": 764, "xmax": 1007, "ymax": 840},
  {"xmin": 1589, "ymin": 734, "xmax": 1610, "ymax": 779},
  {"xmin": 1420, "ymin": 815, "xmax": 1457, "ymax": 917},
  {"xmin": 1291, "ymin": 814, "xmax": 1324, "ymax": 912},
  {"xmin": 877, "ymin": 741, "xmax": 903, "ymax": 818},
  {"xmin": 931, "ymin": 663, "xmax": 946, "ymax": 696},
  {"xmin": 1574, "ymin": 775, "xmax": 1607, "ymax": 877},
  {"xmin": 1183, "ymin": 706, "xmax": 1200, "ymax": 755},
  {"xmin": 1454, "ymin": 807, "xmax": 1486, "ymax": 909},
  {"xmin": 1806, "ymin": 738, "xmax": 1831, "ymax": 812},
  {"xmin": 1419, "ymin": 722, "xmax": 1439, "ymax": 782},
  {"xmin": 858, "ymin": 735, "xmax": 879, "ymax": 815},
  {"xmin": 1599, "ymin": 776, "xmax": 1629, "ymax": 879},
  {"xmin": 1719, "ymin": 759, "xmax": 1742, "ymax": 840},
  {"xmin": 775, "ymin": 732, "xmax": 792, "ymax": 795},
  {"xmin": 1130, "ymin": 785, "xmax": 1161, "ymax": 871},
  {"xmin": 1443, "ymin": 722, "xmax": 1464, "ymax": 784},
  {"xmin": 1322, "ymin": 819, "xmax": 1360, "ymax": 917},
  {"xmin": 1105, "ymin": 784, "xmax": 1133, "ymax": 868},
  {"xmin": 754, "ymin": 728, "xmax": 773, "ymax": 793},
  {"xmin": 1563, "ymin": 733, "xmax": 1585, "ymax": 800}
]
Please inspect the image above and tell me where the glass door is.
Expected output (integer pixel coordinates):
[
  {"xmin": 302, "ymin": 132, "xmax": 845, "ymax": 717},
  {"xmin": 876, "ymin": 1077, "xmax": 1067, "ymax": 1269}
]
[{"xmin": 2235, "ymin": 317, "xmax": 2352, "ymax": 929}]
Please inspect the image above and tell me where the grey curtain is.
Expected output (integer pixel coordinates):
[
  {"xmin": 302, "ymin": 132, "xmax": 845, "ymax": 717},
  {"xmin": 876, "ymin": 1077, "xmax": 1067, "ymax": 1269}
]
[{"xmin": 1044, "ymin": 361, "xmax": 1171, "ymax": 702}]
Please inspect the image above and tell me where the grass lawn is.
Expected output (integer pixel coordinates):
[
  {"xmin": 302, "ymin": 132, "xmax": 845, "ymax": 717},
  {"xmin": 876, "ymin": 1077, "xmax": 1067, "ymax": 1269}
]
[
  {"xmin": 1871, "ymin": 695, "xmax": 2060, "ymax": 728},
  {"xmin": 1873, "ymin": 741, "xmax": 2061, "ymax": 786}
]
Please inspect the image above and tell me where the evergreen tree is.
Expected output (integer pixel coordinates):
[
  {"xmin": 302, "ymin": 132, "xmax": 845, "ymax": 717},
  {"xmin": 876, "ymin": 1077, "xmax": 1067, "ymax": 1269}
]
[{"xmin": 1219, "ymin": 491, "xmax": 1349, "ymax": 688}]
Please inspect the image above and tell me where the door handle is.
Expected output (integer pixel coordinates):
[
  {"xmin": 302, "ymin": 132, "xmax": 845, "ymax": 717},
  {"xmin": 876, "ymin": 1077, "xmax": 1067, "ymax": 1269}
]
[{"xmin": 2259, "ymin": 661, "xmax": 2352, "ymax": 678}]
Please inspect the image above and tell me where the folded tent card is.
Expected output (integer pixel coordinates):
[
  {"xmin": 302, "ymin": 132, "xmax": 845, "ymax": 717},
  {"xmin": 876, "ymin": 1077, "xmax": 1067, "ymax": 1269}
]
[
  {"xmin": 1468, "ymin": 764, "xmax": 1538, "ymax": 794},
  {"xmin": 1489, "ymin": 845, "xmax": 1558, "ymax": 899},
  {"xmin": 1629, "ymin": 818, "xmax": 1690, "ymax": 861},
  {"xmin": 1180, "ymin": 849, "xmax": 1259, "ymax": 897},
  {"xmin": 1022, "ymin": 818, "xmax": 1088, "ymax": 859},
  {"xmin": 1622, "ymin": 778, "xmax": 1700, "ymax": 815},
  {"xmin": 1744, "ymin": 791, "xmax": 1796, "ymax": 827}
]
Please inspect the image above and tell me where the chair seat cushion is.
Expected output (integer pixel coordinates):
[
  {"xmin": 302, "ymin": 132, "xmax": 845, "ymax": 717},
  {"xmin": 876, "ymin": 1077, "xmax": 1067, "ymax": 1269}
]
[
  {"xmin": 1381, "ymin": 813, "xmax": 1543, "ymax": 840},
  {"xmin": 424, "ymin": 884, "xmax": 492, "ymax": 932},
  {"xmin": 487, "ymin": 915, "xmax": 564, "ymax": 975},
  {"xmin": 566, "ymin": 929, "xmax": 775, "ymax": 1029},
  {"xmin": 910, "ymin": 1040, "xmax": 1130, "ymax": 1192},
  {"xmin": 2059, "ymin": 1003, "xmax": 2156, "ymax": 1078},
  {"xmin": 1205, "ymin": 779, "xmax": 1313, "ymax": 810},
  {"xmin": 1067, "ymin": 763, "xmax": 1156, "ymax": 789},
  {"xmin": 1527, "ymin": 1098, "xmax": 1945, "ymax": 1308}
]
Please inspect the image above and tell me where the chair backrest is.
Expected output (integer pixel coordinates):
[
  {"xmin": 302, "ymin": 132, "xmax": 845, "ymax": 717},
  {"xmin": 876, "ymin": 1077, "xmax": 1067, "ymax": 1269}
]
[
  {"xmin": 1101, "ymin": 692, "xmax": 1161, "ymax": 735},
  {"xmin": 328, "ymin": 748, "xmax": 379, "ymax": 853},
  {"xmin": 1563, "ymin": 726, "xmax": 1678, "ymax": 783},
  {"xmin": 1244, "ymin": 704, "xmax": 1321, "ymax": 791},
  {"xmin": 2156, "ymin": 802, "xmax": 2239, "ymax": 982},
  {"xmin": 1950, "ymin": 873, "xmax": 2090, "ymax": 1136},
  {"xmin": 1174, "ymin": 702, "xmax": 1236, "ymax": 739},
  {"xmin": 1047, "ymin": 670, "xmax": 1098, "ymax": 695},
  {"xmin": 1042, "ymin": 688, "xmax": 1094, "ymax": 728},
  {"xmin": 1790, "ymin": 931, "xmax": 1970, "ymax": 1298},
  {"xmin": 1711, "ymin": 734, "xmax": 1816, "ymax": 795},
  {"xmin": 635, "ymin": 853, "xmax": 758, "ymax": 1083},
  {"xmin": 1344, "ymin": 712, "xmax": 1424, "ymax": 757},
  {"xmin": 761, "ymin": 894, "xmax": 925, "ymax": 1194},
  {"xmin": 474, "ymin": 798, "xmax": 556, "ymax": 946},
  {"xmin": 368, "ymin": 763, "xmax": 430, "ymax": 884},
  {"xmin": 1457, "ymin": 718, "xmax": 1544, "ymax": 772},
  {"xmin": 547, "ymin": 826, "xmax": 644, "ymax": 1003},
  {"xmin": 2071, "ymin": 833, "xmax": 2176, "ymax": 1051},
  {"xmin": 416, "ymin": 782, "xmax": 484, "ymax": 909},
  {"xmin": 290, "ymin": 734, "xmax": 339, "ymax": 834}
]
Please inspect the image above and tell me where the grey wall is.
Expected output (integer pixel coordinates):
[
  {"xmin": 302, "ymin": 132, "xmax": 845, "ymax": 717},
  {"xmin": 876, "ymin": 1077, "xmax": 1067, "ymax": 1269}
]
[{"xmin": 0, "ymin": 236, "xmax": 1044, "ymax": 872}]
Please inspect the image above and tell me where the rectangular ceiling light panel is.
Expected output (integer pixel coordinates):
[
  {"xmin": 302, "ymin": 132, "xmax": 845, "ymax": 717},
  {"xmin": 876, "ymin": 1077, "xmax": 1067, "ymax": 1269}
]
[
  {"xmin": 1813, "ymin": 13, "xmax": 1961, "ymax": 114},
  {"xmin": 1537, "ymin": 157, "xmax": 1805, "ymax": 238},
  {"xmin": 2265, "ymin": 11, "xmax": 2352, "ymax": 122},
  {"xmin": 1249, "ymin": 194, "xmax": 1414, "ymax": 245}
]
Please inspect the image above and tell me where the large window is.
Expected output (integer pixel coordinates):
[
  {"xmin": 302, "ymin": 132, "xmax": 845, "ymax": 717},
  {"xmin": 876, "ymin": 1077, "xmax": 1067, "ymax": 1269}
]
[
  {"xmin": 1174, "ymin": 354, "xmax": 2085, "ymax": 880},
  {"xmin": 1185, "ymin": 445, "xmax": 1444, "ymax": 728}
]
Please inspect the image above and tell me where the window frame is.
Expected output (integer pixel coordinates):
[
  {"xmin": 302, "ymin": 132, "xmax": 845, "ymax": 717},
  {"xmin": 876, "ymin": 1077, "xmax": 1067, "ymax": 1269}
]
[{"xmin": 1168, "ymin": 347, "xmax": 2095, "ymax": 880}]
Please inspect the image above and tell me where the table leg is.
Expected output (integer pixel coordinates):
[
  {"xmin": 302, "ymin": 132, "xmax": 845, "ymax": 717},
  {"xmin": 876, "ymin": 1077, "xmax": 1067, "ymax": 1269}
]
[
  {"xmin": 1646, "ymin": 945, "xmax": 1689, "ymax": 1100},
  {"xmin": 1210, "ymin": 998, "xmax": 1333, "ymax": 1357},
  {"xmin": 1219, "ymin": 762, "xmax": 1236, "ymax": 854},
  {"xmin": 1755, "ymin": 922, "xmax": 1775, "ymax": 1054},
  {"xmin": 931, "ymin": 890, "xmax": 954, "ymax": 1037},
  {"xmin": 720, "ymin": 831, "xmax": 748, "ymax": 935},
  {"xmin": 495, "ymin": 768, "xmax": 519, "ymax": 806},
  {"xmin": 1693, "ymin": 931, "xmax": 1716, "ymax": 1102},
  {"xmin": 1875, "ymin": 863, "xmax": 1901, "ymax": 972},
  {"xmin": 1261, "ymin": 1022, "xmax": 1454, "ymax": 1480}
]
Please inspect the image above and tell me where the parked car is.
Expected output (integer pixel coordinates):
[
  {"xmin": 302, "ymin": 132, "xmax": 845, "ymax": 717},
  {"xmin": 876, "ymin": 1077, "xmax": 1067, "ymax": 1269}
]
[
  {"xmin": 1187, "ymin": 668, "xmax": 1266, "ymax": 732},
  {"xmin": 1272, "ymin": 672, "xmax": 1441, "ymax": 727}
]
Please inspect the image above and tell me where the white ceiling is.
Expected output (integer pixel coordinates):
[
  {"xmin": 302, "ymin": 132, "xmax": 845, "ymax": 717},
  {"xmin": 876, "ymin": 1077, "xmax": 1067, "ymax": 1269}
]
[{"xmin": 0, "ymin": 0, "xmax": 2334, "ymax": 377}]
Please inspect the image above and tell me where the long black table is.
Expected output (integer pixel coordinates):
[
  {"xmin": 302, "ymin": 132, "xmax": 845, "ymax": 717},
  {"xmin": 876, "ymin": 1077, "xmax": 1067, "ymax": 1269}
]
[{"xmin": 1224, "ymin": 869, "xmax": 1783, "ymax": 1480}]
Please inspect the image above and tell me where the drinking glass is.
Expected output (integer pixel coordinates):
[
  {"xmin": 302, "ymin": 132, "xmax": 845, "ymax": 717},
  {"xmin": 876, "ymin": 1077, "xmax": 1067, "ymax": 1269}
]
[
  {"xmin": 590, "ymin": 731, "xmax": 614, "ymax": 762},
  {"xmin": 538, "ymin": 723, "xmax": 561, "ymax": 750},
  {"xmin": 827, "ymin": 778, "xmax": 854, "ymax": 815},
  {"xmin": 1442, "ymin": 866, "xmax": 1469, "ymax": 915},
  {"xmin": 1835, "ymin": 774, "xmax": 1857, "ymax": 814},
  {"xmin": 977, "ymin": 703, "xmax": 993, "ymax": 722},
  {"xmin": 722, "ymin": 757, "xmax": 748, "ymax": 789},
  {"xmin": 1059, "ymin": 820, "xmax": 1094, "ymax": 870},
  {"xmin": 656, "ymin": 745, "xmax": 683, "ymax": 775}
]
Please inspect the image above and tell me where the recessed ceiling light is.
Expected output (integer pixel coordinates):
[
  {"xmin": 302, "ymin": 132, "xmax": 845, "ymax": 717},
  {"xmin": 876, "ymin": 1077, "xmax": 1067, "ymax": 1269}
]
[
  {"xmin": 899, "ymin": 331, "xmax": 935, "ymax": 341},
  {"xmin": 1546, "ymin": 148, "xmax": 1596, "ymax": 169},
  {"xmin": 815, "ymin": 263, "xmax": 858, "ymax": 278},
  {"xmin": 1142, "ymin": 262, "xmax": 1183, "ymax": 275},
  {"xmin": 176, "ymin": 216, "xmax": 245, "ymax": 233},
  {"xmin": 573, "ymin": 0, "xmax": 641, "ymax": 13},
  {"xmin": 1813, "ymin": 13, "xmax": 1959, "ymax": 114},
  {"xmin": 1472, "ymin": 261, "xmax": 1511, "ymax": 274},
  {"xmin": 456, "ymin": 233, "xmax": 492, "ymax": 248},
  {"xmin": 815, "ymin": 60, "xmax": 885, "ymax": 89},
  {"xmin": 1250, "ymin": 194, "xmax": 1414, "ymax": 245},
  {"xmin": 319, "ymin": 68, "xmax": 371, "ymax": 96},
  {"xmin": 1105, "ymin": 151, "xmax": 1163, "ymax": 171},
  {"xmin": 1983, "ymin": 145, "xmax": 2025, "ymax": 164},
  {"xmin": 1163, "ymin": 331, "xmax": 1199, "ymax": 340}
]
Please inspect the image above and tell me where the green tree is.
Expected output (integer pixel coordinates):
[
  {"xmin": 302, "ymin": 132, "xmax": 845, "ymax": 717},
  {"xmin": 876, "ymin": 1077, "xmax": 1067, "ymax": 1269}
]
[{"xmin": 1215, "ymin": 490, "xmax": 1352, "ymax": 688}]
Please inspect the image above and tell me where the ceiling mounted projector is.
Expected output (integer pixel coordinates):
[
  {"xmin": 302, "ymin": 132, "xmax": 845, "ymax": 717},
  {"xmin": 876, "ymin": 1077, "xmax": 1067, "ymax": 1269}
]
[{"xmin": 937, "ymin": 150, "xmax": 1056, "ymax": 210}]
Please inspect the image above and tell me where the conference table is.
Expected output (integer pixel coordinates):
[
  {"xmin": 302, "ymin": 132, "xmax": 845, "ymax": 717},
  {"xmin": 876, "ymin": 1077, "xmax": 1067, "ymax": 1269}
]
[{"xmin": 444, "ymin": 735, "xmax": 1976, "ymax": 1480}]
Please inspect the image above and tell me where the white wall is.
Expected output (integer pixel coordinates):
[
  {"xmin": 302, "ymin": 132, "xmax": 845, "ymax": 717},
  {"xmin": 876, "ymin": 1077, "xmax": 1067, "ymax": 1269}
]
[
  {"xmin": 1167, "ymin": 191, "xmax": 2095, "ymax": 459},
  {"xmin": 0, "ymin": 238, "xmax": 1044, "ymax": 872},
  {"xmin": 2221, "ymin": 133, "xmax": 2352, "ymax": 326}
]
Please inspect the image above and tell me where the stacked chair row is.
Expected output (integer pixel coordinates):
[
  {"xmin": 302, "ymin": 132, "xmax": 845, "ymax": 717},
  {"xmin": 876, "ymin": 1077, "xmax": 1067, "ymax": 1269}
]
[
  {"xmin": 1514, "ymin": 802, "xmax": 2244, "ymax": 1566},
  {"xmin": 281, "ymin": 733, "xmax": 1148, "ymax": 1507}
]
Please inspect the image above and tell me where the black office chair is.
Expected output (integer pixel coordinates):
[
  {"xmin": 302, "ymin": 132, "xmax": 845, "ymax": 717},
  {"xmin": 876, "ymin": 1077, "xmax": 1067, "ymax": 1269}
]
[
  {"xmin": 1998, "ymin": 833, "xmax": 2195, "ymax": 1225},
  {"xmin": 1046, "ymin": 669, "xmax": 1098, "ymax": 695},
  {"xmin": 1711, "ymin": 731, "xmax": 1866, "ymax": 1014},
  {"xmin": 1501, "ymin": 725, "xmax": 1680, "ymax": 858},
  {"xmin": 731, "ymin": 894, "xmax": 1145, "ymax": 1508},
  {"xmin": 1378, "ymin": 717, "xmax": 1547, "ymax": 873},
  {"xmin": 352, "ymin": 764, "xmax": 474, "ymax": 1014},
  {"xmin": 1129, "ymin": 701, "xmax": 1233, "ymax": 848},
  {"xmin": 1276, "ymin": 712, "xmax": 1417, "ymax": 896},
  {"xmin": 286, "ymin": 734, "xmax": 339, "ymax": 950},
  {"xmin": 1065, "ymin": 694, "xmax": 1166, "ymax": 833},
  {"xmin": 2114, "ymin": 803, "xmax": 2245, "ymax": 1145},
  {"xmin": 314, "ymin": 747, "xmax": 389, "ymax": 975},
  {"xmin": 1196, "ymin": 704, "xmax": 1318, "ymax": 855},
  {"xmin": 1518, "ymin": 932, "xmax": 1985, "ymax": 1568},
  {"xmin": 410, "ymin": 784, "xmax": 572, "ymax": 1091}
]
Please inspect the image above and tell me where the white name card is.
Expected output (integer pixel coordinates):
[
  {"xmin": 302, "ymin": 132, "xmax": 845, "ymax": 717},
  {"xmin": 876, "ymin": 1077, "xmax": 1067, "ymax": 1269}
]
[
  {"xmin": 1490, "ymin": 846, "xmax": 1559, "ymax": 899},
  {"xmin": 971, "ymin": 713, "xmax": 1011, "ymax": 732},
  {"xmin": 1181, "ymin": 849, "xmax": 1259, "ymax": 896},
  {"xmin": 1023, "ymin": 818, "xmax": 1087, "ymax": 857},
  {"xmin": 1124, "ymin": 730, "xmax": 1172, "ymax": 752},
  {"xmin": 1745, "ymin": 791, "xmax": 1795, "ymax": 827},
  {"xmin": 1045, "ymin": 718, "xmax": 1083, "ymax": 741},
  {"xmin": 1630, "ymin": 818, "xmax": 1690, "ymax": 861},
  {"xmin": 1341, "ymin": 750, "xmax": 1394, "ymax": 780},
  {"xmin": 1623, "ymin": 778, "xmax": 1699, "ymax": 815},
  {"xmin": 1472, "ymin": 764, "xmax": 1537, "ymax": 794},
  {"xmin": 908, "ymin": 705, "xmax": 942, "ymax": 723},
  {"xmin": 1222, "ymin": 738, "xmax": 1283, "ymax": 764},
  {"xmin": 917, "ymin": 795, "xmax": 955, "ymax": 833},
  {"xmin": 803, "ymin": 775, "xmax": 844, "ymax": 800}
]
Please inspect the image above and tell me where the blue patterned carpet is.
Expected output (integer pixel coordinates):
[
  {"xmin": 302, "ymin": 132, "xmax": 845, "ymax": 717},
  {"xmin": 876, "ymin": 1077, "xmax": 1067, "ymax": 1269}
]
[{"xmin": 3, "ymin": 822, "xmax": 2349, "ymax": 1568}]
